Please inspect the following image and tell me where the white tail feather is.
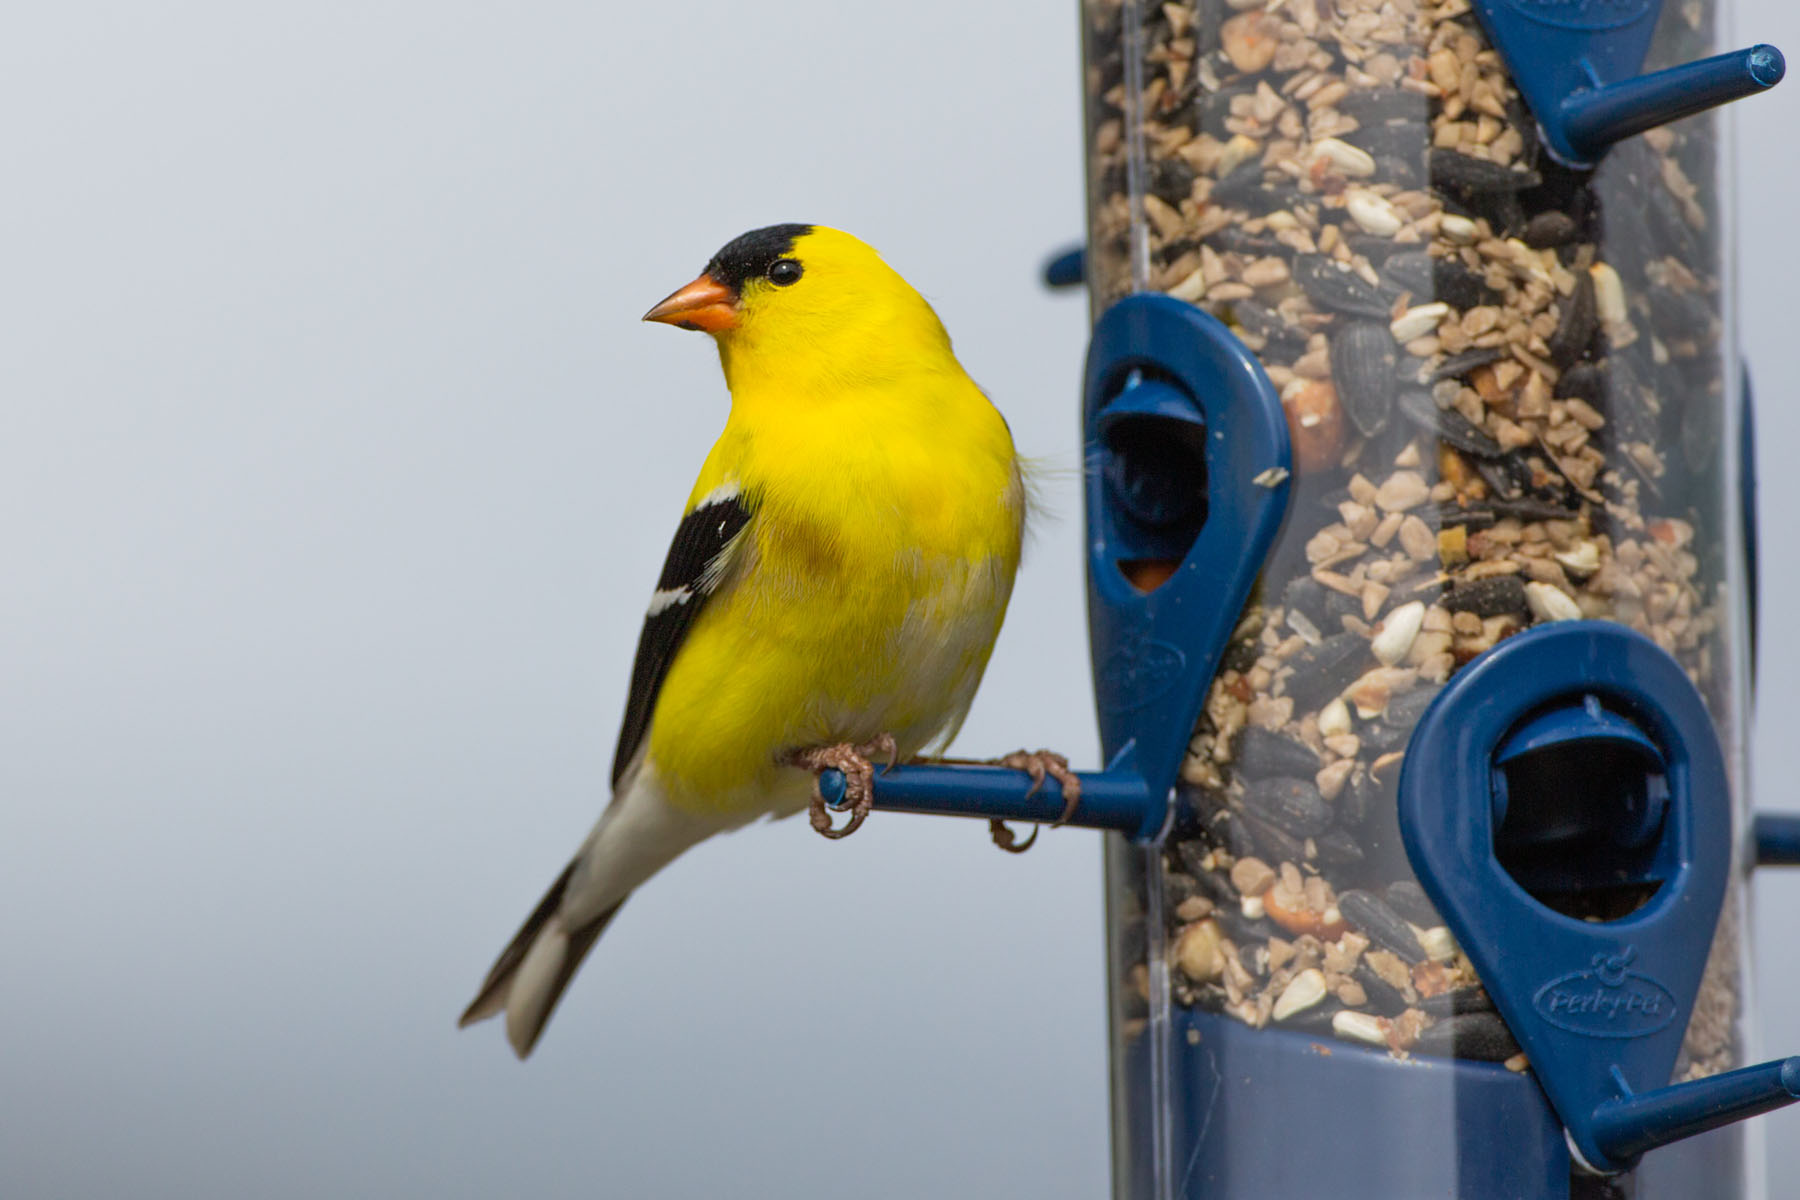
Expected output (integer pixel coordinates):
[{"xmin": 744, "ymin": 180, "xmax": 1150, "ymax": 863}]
[
  {"xmin": 463, "ymin": 763, "xmax": 750, "ymax": 1056},
  {"xmin": 505, "ymin": 918, "xmax": 571, "ymax": 1057}
]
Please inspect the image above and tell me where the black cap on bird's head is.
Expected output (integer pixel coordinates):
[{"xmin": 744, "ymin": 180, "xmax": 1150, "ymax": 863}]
[{"xmin": 642, "ymin": 223, "xmax": 814, "ymax": 333}]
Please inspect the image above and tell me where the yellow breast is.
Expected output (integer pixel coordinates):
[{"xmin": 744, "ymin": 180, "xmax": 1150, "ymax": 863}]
[{"xmin": 646, "ymin": 370, "xmax": 1024, "ymax": 811}]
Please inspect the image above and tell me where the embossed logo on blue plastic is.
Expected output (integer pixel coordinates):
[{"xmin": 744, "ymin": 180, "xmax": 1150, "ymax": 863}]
[
  {"xmin": 1500, "ymin": 0, "xmax": 1654, "ymax": 31},
  {"xmin": 1532, "ymin": 948, "xmax": 1677, "ymax": 1038},
  {"xmin": 1100, "ymin": 638, "xmax": 1186, "ymax": 710}
]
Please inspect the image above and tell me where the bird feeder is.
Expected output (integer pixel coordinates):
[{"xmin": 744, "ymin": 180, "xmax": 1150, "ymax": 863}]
[{"xmin": 809, "ymin": 0, "xmax": 1800, "ymax": 1195}]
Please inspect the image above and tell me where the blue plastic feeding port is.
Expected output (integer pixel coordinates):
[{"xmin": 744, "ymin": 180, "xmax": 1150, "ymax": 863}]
[
  {"xmin": 1084, "ymin": 294, "xmax": 1291, "ymax": 809},
  {"xmin": 1467, "ymin": 2, "xmax": 1783, "ymax": 167},
  {"xmin": 1400, "ymin": 622, "xmax": 1800, "ymax": 1172}
]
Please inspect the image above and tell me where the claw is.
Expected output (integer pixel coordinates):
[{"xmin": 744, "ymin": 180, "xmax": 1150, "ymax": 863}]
[
  {"xmin": 988, "ymin": 818, "xmax": 1039, "ymax": 854},
  {"xmin": 997, "ymin": 749, "xmax": 1083, "ymax": 826},
  {"xmin": 870, "ymin": 732, "xmax": 899, "ymax": 774},
  {"xmin": 785, "ymin": 736, "xmax": 901, "ymax": 840},
  {"xmin": 982, "ymin": 748, "xmax": 1083, "ymax": 853}
]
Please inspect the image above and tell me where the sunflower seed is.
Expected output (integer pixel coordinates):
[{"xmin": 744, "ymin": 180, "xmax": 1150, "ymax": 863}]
[
  {"xmin": 1284, "ymin": 632, "xmax": 1373, "ymax": 709},
  {"xmin": 1430, "ymin": 149, "xmax": 1541, "ymax": 194},
  {"xmin": 1273, "ymin": 968, "xmax": 1330, "ymax": 1021},
  {"xmin": 1554, "ymin": 361, "xmax": 1604, "ymax": 403},
  {"xmin": 1546, "ymin": 271, "xmax": 1598, "ymax": 367},
  {"xmin": 1432, "ymin": 258, "xmax": 1501, "ymax": 309},
  {"xmin": 1314, "ymin": 828, "xmax": 1365, "ymax": 867},
  {"xmin": 1351, "ymin": 963, "xmax": 1412, "ymax": 1015},
  {"xmin": 1294, "ymin": 255, "xmax": 1403, "ymax": 320},
  {"xmin": 1390, "ymin": 302, "xmax": 1451, "ymax": 344},
  {"xmin": 1383, "ymin": 881, "xmax": 1443, "ymax": 928},
  {"xmin": 1371, "ymin": 600, "xmax": 1426, "ymax": 665},
  {"xmin": 1431, "ymin": 346, "xmax": 1506, "ymax": 382},
  {"xmin": 1401, "ymin": 392, "xmax": 1504, "ymax": 458},
  {"xmin": 1442, "ymin": 575, "xmax": 1528, "ymax": 617},
  {"xmin": 1382, "ymin": 250, "xmax": 1433, "ymax": 298},
  {"xmin": 1329, "ymin": 322, "xmax": 1399, "ymax": 436},
  {"xmin": 1209, "ymin": 158, "xmax": 1269, "ymax": 208},
  {"xmin": 1312, "ymin": 138, "xmax": 1377, "ymax": 178},
  {"xmin": 1412, "ymin": 1012, "xmax": 1520, "ymax": 1062},
  {"xmin": 1525, "ymin": 581, "xmax": 1583, "ymax": 622},
  {"xmin": 1338, "ymin": 890, "xmax": 1428, "ymax": 964},
  {"xmin": 1332, "ymin": 1009, "xmax": 1391, "ymax": 1046},
  {"xmin": 1241, "ymin": 777, "xmax": 1332, "ymax": 838},
  {"xmin": 1233, "ymin": 726, "xmax": 1322, "ymax": 777},
  {"xmin": 1347, "ymin": 189, "xmax": 1405, "ymax": 236}
]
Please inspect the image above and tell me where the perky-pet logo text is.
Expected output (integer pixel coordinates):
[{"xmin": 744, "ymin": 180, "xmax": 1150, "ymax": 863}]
[{"xmin": 1533, "ymin": 947, "xmax": 1678, "ymax": 1039}]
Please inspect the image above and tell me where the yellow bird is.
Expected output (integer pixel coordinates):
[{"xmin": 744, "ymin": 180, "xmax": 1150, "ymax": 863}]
[{"xmin": 460, "ymin": 224, "xmax": 1047, "ymax": 1057}]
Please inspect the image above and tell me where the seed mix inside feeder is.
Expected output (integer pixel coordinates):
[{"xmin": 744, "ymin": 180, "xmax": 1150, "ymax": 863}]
[{"xmin": 1084, "ymin": 0, "xmax": 1740, "ymax": 1091}]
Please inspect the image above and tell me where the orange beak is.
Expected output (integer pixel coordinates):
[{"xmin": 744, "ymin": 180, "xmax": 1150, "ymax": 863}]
[{"xmin": 642, "ymin": 273, "xmax": 738, "ymax": 332}]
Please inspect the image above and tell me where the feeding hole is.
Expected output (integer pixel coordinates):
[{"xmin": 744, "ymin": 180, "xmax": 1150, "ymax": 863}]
[
  {"xmin": 1100, "ymin": 376, "xmax": 1208, "ymax": 593},
  {"xmin": 1493, "ymin": 700, "xmax": 1670, "ymax": 922}
]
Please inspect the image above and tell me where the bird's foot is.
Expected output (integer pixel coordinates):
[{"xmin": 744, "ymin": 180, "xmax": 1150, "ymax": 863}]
[
  {"xmin": 987, "ymin": 749, "xmax": 1082, "ymax": 854},
  {"xmin": 786, "ymin": 735, "xmax": 899, "ymax": 841}
]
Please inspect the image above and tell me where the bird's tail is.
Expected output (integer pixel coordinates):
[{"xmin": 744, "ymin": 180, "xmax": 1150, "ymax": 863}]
[
  {"xmin": 458, "ymin": 861, "xmax": 626, "ymax": 1057},
  {"xmin": 460, "ymin": 767, "xmax": 734, "ymax": 1057}
]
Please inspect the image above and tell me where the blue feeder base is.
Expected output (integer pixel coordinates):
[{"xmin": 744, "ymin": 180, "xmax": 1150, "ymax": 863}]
[{"xmin": 1116, "ymin": 1008, "xmax": 1743, "ymax": 1198}]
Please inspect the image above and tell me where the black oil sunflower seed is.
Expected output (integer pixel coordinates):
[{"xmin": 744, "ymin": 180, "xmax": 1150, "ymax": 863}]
[
  {"xmin": 1546, "ymin": 271, "xmax": 1598, "ymax": 367},
  {"xmin": 1330, "ymin": 322, "xmax": 1400, "ymax": 436},
  {"xmin": 1241, "ymin": 777, "xmax": 1333, "ymax": 839},
  {"xmin": 1338, "ymin": 889, "xmax": 1428, "ymax": 964},
  {"xmin": 1382, "ymin": 250, "xmax": 1434, "ymax": 298},
  {"xmin": 1293, "ymin": 255, "xmax": 1403, "ymax": 320},
  {"xmin": 1431, "ymin": 346, "xmax": 1506, "ymax": 382},
  {"xmin": 1397, "ymin": 390, "xmax": 1504, "ymax": 459},
  {"xmin": 1281, "ymin": 575, "xmax": 1330, "ymax": 631},
  {"xmin": 1233, "ymin": 726, "xmax": 1322, "ymax": 777},
  {"xmin": 1555, "ymin": 361, "xmax": 1605, "ymax": 404},
  {"xmin": 1432, "ymin": 257, "xmax": 1501, "ymax": 309},
  {"xmin": 1442, "ymin": 575, "xmax": 1528, "ymax": 617},
  {"xmin": 1314, "ymin": 828, "xmax": 1366, "ymax": 867},
  {"xmin": 1383, "ymin": 880, "xmax": 1444, "ymax": 927},
  {"xmin": 1430, "ymin": 149, "xmax": 1542, "ymax": 194},
  {"xmin": 1209, "ymin": 158, "xmax": 1267, "ymax": 208},
  {"xmin": 1284, "ymin": 632, "xmax": 1373, "ymax": 710},
  {"xmin": 1352, "ymin": 964, "xmax": 1412, "ymax": 1016},
  {"xmin": 1412, "ymin": 1011, "xmax": 1521, "ymax": 1062}
]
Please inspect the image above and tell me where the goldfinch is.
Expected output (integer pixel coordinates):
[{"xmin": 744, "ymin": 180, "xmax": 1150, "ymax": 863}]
[{"xmin": 460, "ymin": 224, "xmax": 1032, "ymax": 1057}]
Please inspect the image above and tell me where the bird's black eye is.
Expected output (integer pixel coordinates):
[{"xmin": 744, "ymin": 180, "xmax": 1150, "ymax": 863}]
[{"xmin": 768, "ymin": 259, "xmax": 803, "ymax": 286}]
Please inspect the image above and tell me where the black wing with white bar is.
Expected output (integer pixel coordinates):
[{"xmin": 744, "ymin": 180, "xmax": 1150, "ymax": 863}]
[{"xmin": 610, "ymin": 485, "xmax": 753, "ymax": 785}]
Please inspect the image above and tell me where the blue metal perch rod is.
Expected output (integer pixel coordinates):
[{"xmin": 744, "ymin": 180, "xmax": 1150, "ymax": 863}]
[
  {"xmin": 1560, "ymin": 45, "xmax": 1785, "ymax": 165},
  {"xmin": 817, "ymin": 758, "xmax": 1157, "ymax": 839}
]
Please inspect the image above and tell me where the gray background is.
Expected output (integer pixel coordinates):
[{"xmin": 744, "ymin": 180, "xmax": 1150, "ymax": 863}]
[{"xmin": 2, "ymin": 2, "xmax": 1794, "ymax": 1196}]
